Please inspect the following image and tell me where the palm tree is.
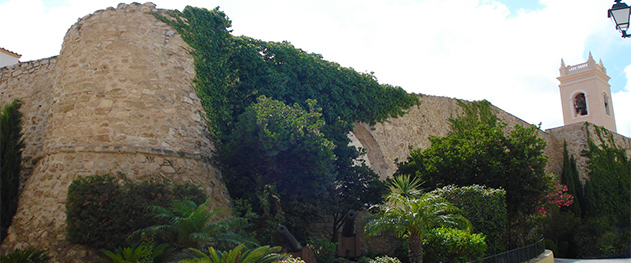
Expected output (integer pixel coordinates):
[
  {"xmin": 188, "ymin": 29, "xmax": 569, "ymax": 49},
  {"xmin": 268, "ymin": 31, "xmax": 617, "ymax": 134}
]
[
  {"xmin": 365, "ymin": 175, "xmax": 470, "ymax": 263},
  {"xmin": 178, "ymin": 244, "xmax": 283, "ymax": 263},
  {"xmin": 137, "ymin": 198, "xmax": 255, "ymax": 250}
]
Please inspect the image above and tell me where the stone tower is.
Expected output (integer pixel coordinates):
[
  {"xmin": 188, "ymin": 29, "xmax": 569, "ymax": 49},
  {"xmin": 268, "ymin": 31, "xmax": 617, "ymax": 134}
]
[
  {"xmin": 558, "ymin": 52, "xmax": 617, "ymax": 132},
  {"xmin": 0, "ymin": 3, "xmax": 230, "ymax": 262}
]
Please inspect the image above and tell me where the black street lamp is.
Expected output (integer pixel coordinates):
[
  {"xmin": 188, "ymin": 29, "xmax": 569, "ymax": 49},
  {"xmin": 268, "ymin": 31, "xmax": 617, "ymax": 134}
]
[{"xmin": 608, "ymin": 0, "xmax": 631, "ymax": 38}]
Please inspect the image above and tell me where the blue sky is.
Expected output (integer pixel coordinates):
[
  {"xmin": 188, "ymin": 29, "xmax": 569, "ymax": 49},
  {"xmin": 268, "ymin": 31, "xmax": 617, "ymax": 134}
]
[{"xmin": 1, "ymin": 0, "xmax": 630, "ymax": 137}]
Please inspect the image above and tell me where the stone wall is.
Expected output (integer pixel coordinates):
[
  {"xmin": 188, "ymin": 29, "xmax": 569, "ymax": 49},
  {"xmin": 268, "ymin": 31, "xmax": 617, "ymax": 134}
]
[
  {"xmin": 0, "ymin": 3, "xmax": 231, "ymax": 262},
  {"xmin": 1, "ymin": 2, "xmax": 630, "ymax": 262},
  {"xmin": 546, "ymin": 122, "xmax": 631, "ymax": 182},
  {"xmin": 353, "ymin": 95, "xmax": 557, "ymax": 180},
  {"xmin": 352, "ymin": 95, "xmax": 630, "ymax": 181},
  {"xmin": 0, "ymin": 57, "xmax": 57, "ymax": 180}
]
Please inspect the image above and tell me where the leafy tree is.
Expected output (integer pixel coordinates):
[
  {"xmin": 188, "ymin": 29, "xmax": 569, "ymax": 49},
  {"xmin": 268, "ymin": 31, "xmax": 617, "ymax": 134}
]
[
  {"xmin": 219, "ymin": 96, "xmax": 336, "ymax": 242},
  {"xmin": 395, "ymin": 100, "xmax": 547, "ymax": 247},
  {"xmin": 431, "ymin": 185, "xmax": 506, "ymax": 254},
  {"xmin": 365, "ymin": 175, "xmax": 471, "ymax": 263},
  {"xmin": 329, "ymin": 161, "xmax": 387, "ymax": 241},
  {"xmin": 155, "ymin": 7, "xmax": 416, "ymax": 242},
  {"xmin": 0, "ymin": 99, "xmax": 24, "ymax": 242}
]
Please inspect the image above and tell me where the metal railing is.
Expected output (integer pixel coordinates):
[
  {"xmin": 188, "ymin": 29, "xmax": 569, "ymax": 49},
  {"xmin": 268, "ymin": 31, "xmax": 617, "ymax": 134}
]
[{"xmin": 467, "ymin": 237, "xmax": 545, "ymax": 263}]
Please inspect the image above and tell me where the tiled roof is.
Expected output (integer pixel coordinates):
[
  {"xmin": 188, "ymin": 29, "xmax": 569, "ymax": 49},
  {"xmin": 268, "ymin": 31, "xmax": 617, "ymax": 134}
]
[{"xmin": 0, "ymin": 47, "xmax": 22, "ymax": 58}]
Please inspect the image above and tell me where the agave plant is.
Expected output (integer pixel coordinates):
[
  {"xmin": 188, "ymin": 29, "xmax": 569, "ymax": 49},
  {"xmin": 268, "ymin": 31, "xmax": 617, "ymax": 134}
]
[{"xmin": 178, "ymin": 244, "xmax": 282, "ymax": 263}]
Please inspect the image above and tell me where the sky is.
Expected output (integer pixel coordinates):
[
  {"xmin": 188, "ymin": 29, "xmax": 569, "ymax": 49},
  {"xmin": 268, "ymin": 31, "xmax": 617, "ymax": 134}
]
[{"xmin": 1, "ymin": 0, "xmax": 630, "ymax": 137}]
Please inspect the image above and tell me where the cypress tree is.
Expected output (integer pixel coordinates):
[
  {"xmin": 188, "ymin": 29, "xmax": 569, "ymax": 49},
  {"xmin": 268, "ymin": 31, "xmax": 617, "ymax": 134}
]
[
  {"xmin": 560, "ymin": 141, "xmax": 582, "ymax": 216},
  {"xmin": 1, "ymin": 99, "xmax": 25, "ymax": 242}
]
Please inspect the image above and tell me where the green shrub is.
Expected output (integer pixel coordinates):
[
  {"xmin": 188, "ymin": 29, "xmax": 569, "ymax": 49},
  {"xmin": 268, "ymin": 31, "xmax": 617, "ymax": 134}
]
[
  {"xmin": 137, "ymin": 198, "xmax": 255, "ymax": 250},
  {"xmin": 0, "ymin": 99, "xmax": 25, "ymax": 242},
  {"xmin": 422, "ymin": 227, "xmax": 487, "ymax": 263},
  {"xmin": 66, "ymin": 174, "xmax": 208, "ymax": 250},
  {"xmin": 372, "ymin": 256, "xmax": 401, "ymax": 263},
  {"xmin": 0, "ymin": 247, "xmax": 52, "ymax": 263},
  {"xmin": 178, "ymin": 244, "xmax": 283, "ymax": 263},
  {"xmin": 306, "ymin": 237, "xmax": 336, "ymax": 263},
  {"xmin": 431, "ymin": 185, "xmax": 506, "ymax": 254},
  {"xmin": 100, "ymin": 242, "xmax": 173, "ymax": 263}
]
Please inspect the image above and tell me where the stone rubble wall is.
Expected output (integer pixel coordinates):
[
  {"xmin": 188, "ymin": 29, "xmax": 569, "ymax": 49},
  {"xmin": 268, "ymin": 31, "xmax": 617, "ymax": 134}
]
[
  {"xmin": 353, "ymin": 94, "xmax": 630, "ymax": 184},
  {"xmin": 546, "ymin": 122, "xmax": 631, "ymax": 182},
  {"xmin": 0, "ymin": 57, "xmax": 58, "ymax": 181},
  {"xmin": 0, "ymin": 3, "xmax": 231, "ymax": 262},
  {"xmin": 354, "ymin": 95, "xmax": 559, "ymax": 180},
  {"xmin": 1, "ymin": 1, "xmax": 630, "ymax": 262}
]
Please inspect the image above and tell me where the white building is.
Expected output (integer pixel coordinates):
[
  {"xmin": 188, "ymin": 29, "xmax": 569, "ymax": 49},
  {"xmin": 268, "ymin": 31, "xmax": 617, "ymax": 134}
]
[{"xmin": 0, "ymin": 47, "xmax": 21, "ymax": 68}]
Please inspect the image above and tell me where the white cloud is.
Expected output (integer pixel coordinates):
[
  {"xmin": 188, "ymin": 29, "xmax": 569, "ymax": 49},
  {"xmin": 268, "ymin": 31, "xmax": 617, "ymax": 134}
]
[
  {"xmin": 612, "ymin": 65, "xmax": 631, "ymax": 137},
  {"xmin": 1, "ymin": 0, "xmax": 628, "ymax": 137}
]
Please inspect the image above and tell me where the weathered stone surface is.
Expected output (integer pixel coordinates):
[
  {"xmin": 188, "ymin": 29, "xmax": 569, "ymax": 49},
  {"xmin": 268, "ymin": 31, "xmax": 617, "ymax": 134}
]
[
  {"xmin": 1, "ymin": 1, "xmax": 630, "ymax": 262},
  {"xmin": 351, "ymin": 95, "xmax": 631, "ymax": 180},
  {"xmin": 0, "ymin": 3, "xmax": 229, "ymax": 262}
]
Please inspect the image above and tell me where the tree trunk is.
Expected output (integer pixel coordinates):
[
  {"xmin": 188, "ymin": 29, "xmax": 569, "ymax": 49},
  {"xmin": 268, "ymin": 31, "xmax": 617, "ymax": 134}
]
[{"xmin": 407, "ymin": 233, "xmax": 423, "ymax": 263}]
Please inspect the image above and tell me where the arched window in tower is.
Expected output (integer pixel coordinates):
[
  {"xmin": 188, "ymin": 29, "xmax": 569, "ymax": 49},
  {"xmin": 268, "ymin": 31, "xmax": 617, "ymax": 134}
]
[
  {"xmin": 603, "ymin": 93, "xmax": 611, "ymax": 116},
  {"xmin": 574, "ymin": 93, "xmax": 588, "ymax": 116}
]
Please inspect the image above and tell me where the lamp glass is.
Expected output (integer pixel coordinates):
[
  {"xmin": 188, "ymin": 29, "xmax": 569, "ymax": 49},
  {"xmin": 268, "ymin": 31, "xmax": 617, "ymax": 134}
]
[
  {"xmin": 610, "ymin": 2, "xmax": 631, "ymax": 31},
  {"xmin": 611, "ymin": 8, "xmax": 630, "ymax": 30}
]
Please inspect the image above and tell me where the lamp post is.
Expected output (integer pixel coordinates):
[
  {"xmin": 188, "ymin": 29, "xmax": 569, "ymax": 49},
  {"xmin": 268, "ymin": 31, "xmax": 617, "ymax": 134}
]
[{"xmin": 608, "ymin": 0, "xmax": 631, "ymax": 38}]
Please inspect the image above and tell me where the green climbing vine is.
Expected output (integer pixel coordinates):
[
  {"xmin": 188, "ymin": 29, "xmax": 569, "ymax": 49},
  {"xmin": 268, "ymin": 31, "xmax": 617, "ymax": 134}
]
[
  {"xmin": 153, "ymin": 6, "xmax": 417, "ymax": 242},
  {"xmin": 154, "ymin": 6, "xmax": 419, "ymax": 141}
]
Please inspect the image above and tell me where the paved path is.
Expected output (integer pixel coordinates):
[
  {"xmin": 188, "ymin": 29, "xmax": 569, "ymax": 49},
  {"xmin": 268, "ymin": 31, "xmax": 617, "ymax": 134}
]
[{"xmin": 555, "ymin": 258, "xmax": 631, "ymax": 263}]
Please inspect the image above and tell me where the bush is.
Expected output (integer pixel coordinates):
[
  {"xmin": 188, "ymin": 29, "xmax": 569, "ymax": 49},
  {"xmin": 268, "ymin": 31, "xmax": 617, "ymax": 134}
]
[
  {"xmin": 0, "ymin": 247, "xmax": 52, "ymax": 263},
  {"xmin": 422, "ymin": 227, "xmax": 487, "ymax": 263},
  {"xmin": 431, "ymin": 185, "xmax": 506, "ymax": 254},
  {"xmin": 0, "ymin": 99, "xmax": 25, "ymax": 242},
  {"xmin": 306, "ymin": 238, "xmax": 336, "ymax": 263},
  {"xmin": 372, "ymin": 256, "xmax": 401, "ymax": 263},
  {"xmin": 100, "ymin": 242, "xmax": 174, "ymax": 263},
  {"xmin": 66, "ymin": 174, "xmax": 208, "ymax": 250},
  {"xmin": 178, "ymin": 244, "xmax": 283, "ymax": 263}
]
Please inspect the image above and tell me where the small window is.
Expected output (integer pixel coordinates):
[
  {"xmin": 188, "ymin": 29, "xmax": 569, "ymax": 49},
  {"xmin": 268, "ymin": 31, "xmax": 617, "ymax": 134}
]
[
  {"xmin": 574, "ymin": 93, "xmax": 588, "ymax": 116},
  {"xmin": 603, "ymin": 93, "xmax": 611, "ymax": 116}
]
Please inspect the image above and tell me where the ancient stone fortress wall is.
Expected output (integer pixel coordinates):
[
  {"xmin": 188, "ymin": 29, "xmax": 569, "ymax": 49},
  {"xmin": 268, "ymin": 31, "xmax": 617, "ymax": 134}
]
[
  {"xmin": 546, "ymin": 122, "xmax": 631, "ymax": 182},
  {"xmin": 353, "ymin": 94, "xmax": 630, "ymax": 183},
  {"xmin": 0, "ymin": 3, "xmax": 231, "ymax": 262},
  {"xmin": 0, "ymin": 57, "xmax": 57, "ymax": 179},
  {"xmin": 353, "ymin": 95, "xmax": 558, "ymax": 180}
]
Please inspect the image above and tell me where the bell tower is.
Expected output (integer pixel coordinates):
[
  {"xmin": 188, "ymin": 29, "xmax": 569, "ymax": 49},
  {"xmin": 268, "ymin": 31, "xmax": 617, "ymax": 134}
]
[{"xmin": 558, "ymin": 52, "xmax": 617, "ymax": 132}]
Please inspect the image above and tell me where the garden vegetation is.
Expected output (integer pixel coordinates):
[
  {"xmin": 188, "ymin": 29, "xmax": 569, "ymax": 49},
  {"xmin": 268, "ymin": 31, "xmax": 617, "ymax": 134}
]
[
  {"xmin": 153, "ymin": 6, "xmax": 416, "ymax": 243},
  {"xmin": 0, "ymin": 99, "xmax": 25, "ymax": 243}
]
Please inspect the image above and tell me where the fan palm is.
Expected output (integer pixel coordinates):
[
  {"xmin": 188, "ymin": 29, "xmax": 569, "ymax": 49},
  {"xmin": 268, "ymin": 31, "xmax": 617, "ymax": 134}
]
[
  {"xmin": 365, "ymin": 176, "xmax": 470, "ymax": 263},
  {"xmin": 137, "ymin": 198, "xmax": 254, "ymax": 250},
  {"xmin": 178, "ymin": 244, "xmax": 283, "ymax": 263}
]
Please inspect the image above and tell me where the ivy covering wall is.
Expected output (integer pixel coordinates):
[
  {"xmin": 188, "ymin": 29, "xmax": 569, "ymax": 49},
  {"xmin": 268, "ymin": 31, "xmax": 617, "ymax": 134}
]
[{"xmin": 153, "ymin": 6, "xmax": 418, "ymax": 242}]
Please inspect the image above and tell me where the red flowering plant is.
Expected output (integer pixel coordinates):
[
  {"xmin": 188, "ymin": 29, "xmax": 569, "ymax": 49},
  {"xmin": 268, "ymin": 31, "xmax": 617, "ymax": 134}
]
[{"xmin": 536, "ymin": 174, "xmax": 574, "ymax": 215}]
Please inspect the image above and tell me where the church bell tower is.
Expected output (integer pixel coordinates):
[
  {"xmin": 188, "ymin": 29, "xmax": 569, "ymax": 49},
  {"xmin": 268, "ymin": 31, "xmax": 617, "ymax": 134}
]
[{"xmin": 558, "ymin": 52, "xmax": 617, "ymax": 132}]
